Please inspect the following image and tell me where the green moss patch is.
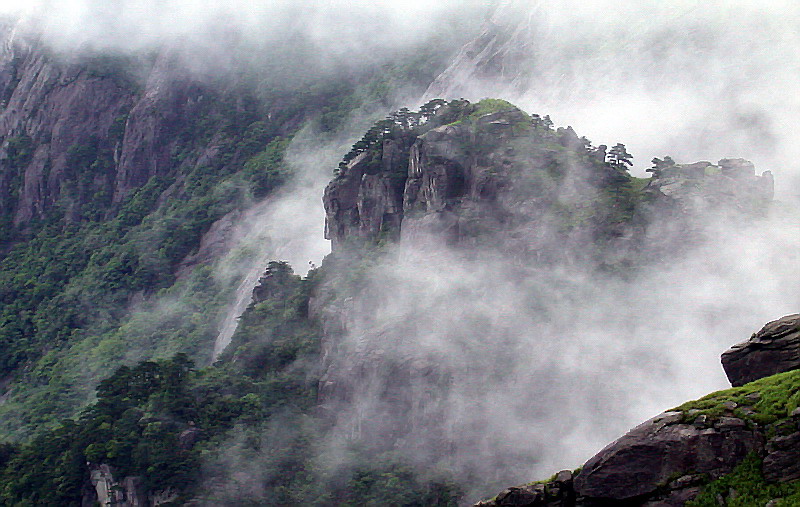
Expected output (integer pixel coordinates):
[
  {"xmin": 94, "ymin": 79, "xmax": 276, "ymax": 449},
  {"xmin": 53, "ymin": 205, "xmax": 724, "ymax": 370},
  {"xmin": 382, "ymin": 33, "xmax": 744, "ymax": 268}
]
[
  {"xmin": 676, "ymin": 369, "xmax": 800, "ymax": 425},
  {"xmin": 686, "ymin": 453, "xmax": 800, "ymax": 507},
  {"xmin": 469, "ymin": 98, "xmax": 520, "ymax": 118}
]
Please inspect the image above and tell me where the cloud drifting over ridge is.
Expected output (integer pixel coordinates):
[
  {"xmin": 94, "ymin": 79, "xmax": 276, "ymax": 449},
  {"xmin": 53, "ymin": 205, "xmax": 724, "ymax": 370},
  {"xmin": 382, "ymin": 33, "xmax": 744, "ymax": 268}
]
[
  {"xmin": 427, "ymin": 0, "xmax": 800, "ymax": 197},
  {"xmin": 2, "ymin": 0, "xmax": 796, "ymax": 500},
  {"xmin": 10, "ymin": 0, "xmax": 798, "ymax": 193},
  {"xmin": 0, "ymin": 0, "xmax": 490, "ymax": 64},
  {"xmin": 316, "ymin": 144, "xmax": 800, "ymax": 499}
]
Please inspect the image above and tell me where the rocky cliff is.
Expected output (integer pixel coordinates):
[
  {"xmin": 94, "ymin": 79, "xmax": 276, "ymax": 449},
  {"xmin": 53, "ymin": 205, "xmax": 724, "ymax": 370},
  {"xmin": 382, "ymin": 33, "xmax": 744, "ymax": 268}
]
[
  {"xmin": 0, "ymin": 23, "xmax": 301, "ymax": 235},
  {"xmin": 423, "ymin": 1, "xmax": 534, "ymax": 101},
  {"xmin": 317, "ymin": 99, "xmax": 778, "ymax": 499},
  {"xmin": 324, "ymin": 101, "xmax": 772, "ymax": 260},
  {"xmin": 723, "ymin": 314, "xmax": 800, "ymax": 387},
  {"xmin": 476, "ymin": 313, "xmax": 800, "ymax": 506},
  {"xmin": 83, "ymin": 463, "xmax": 177, "ymax": 507},
  {"xmin": 0, "ymin": 20, "xmax": 317, "ymax": 440}
]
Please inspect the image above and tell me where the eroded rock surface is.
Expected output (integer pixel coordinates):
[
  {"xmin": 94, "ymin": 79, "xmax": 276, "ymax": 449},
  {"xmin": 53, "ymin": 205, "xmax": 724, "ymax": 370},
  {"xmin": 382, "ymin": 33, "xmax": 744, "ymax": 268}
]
[
  {"xmin": 0, "ymin": 23, "xmax": 298, "ymax": 233},
  {"xmin": 476, "ymin": 316, "xmax": 800, "ymax": 506},
  {"xmin": 474, "ymin": 413, "xmax": 766, "ymax": 506},
  {"xmin": 475, "ymin": 470, "xmax": 575, "ymax": 507},
  {"xmin": 722, "ymin": 314, "xmax": 800, "ymax": 387},
  {"xmin": 574, "ymin": 412, "xmax": 762, "ymax": 501},
  {"xmin": 321, "ymin": 101, "xmax": 777, "ymax": 503}
]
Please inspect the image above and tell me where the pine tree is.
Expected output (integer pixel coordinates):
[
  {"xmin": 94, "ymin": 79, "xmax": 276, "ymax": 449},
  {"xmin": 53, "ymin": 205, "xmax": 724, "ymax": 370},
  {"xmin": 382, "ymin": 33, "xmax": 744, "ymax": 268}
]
[{"xmin": 608, "ymin": 143, "xmax": 633, "ymax": 168}]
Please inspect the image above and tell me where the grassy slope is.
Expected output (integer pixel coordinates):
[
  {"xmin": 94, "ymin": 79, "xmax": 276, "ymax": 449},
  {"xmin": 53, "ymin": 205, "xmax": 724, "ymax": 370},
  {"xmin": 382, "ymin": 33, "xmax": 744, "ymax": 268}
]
[{"xmin": 677, "ymin": 370, "xmax": 800, "ymax": 505}]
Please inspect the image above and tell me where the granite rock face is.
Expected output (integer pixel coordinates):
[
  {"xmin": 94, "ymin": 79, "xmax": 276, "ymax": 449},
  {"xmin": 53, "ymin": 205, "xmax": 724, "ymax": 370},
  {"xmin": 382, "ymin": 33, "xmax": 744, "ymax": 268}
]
[
  {"xmin": 320, "ymin": 105, "xmax": 633, "ymax": 467},
  {"xmin": 321, "ymin": 102, "xmax": 777, "ymax": 502},
  {"xmin": 424, "ymin": 2, "xmax": 534, "ymax": 100},
  {"xmin": 473, "ymin": 411, "xmax": 774, "ymax": 506},
  {"xmin": 324, "ymin": 104, "xmax": 774, "ymax": 261},
  {"xmin": 0, "ymin": 30, "xmax": 135, "ymax": 224},
  {"xmin": 324, "ymin": 105, "xmax": 635, "ymax": 260},
  {"xmin": 323, "ymin": 138, "xmax": 409, "ymax": 250},
  {"xmin": 83, "ymin": 463, "xmax": 175, "ymax": 507},
  {"xmin": 475, "ymin": 316, "xmax": 800, "ymax": 506},
  {"xmin": 0, "ymin": 23, "xmax": 285, "ymax": 229},
  {"xmin": 573, "ymin": 412, "xmax": 762, "ymax": 501},
  {"xmin": 722, "ymin": 314, "xmax": 800, "ymax": 386},
  {"xmin": 647, "ymin": 158, "xmax": 773, "ymax": 216},
  {"xmin": 722, "ymin": 314, "xmax": 800, "ymax": 387},
  {"xmin": 474, "ymin": 470, "xmax": 575, "ymax": 507},
  {"xmin": 763, "ymin": 425, "xmax": 800, "ymax": 483}
]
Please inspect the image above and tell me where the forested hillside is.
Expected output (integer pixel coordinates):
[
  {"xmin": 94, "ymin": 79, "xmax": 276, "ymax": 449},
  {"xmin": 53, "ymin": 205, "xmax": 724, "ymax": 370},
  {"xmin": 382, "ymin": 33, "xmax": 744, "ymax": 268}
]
[
  {"xmin": 0, "ymin": 3, "xmax": 799, "ymax": 506},
  {"xmin": 0, "ymin": 4, "xmax": 464, "ymax": 450}
]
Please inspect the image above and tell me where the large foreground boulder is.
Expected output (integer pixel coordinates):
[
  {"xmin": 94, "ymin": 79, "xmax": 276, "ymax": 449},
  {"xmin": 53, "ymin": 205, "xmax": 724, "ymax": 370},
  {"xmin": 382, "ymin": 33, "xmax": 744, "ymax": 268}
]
[
  {"xmin": 475, "ymin": 411, "xmax": 764, "ymax": 506},
  {"xmin": 572, "ymin": 412, "xmax": 762, "ymax": 502},
  {"xmin": 722, "ymin": 314, "xmax": 800, "ymax": 387},
  {"xmin": 476, "ymin": 315, "xmax": 800, "ymax": 506}
]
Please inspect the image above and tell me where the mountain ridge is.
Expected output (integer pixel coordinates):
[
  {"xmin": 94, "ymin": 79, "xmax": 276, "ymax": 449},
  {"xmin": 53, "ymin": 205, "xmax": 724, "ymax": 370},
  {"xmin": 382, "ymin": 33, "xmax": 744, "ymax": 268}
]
[{"xmin": 0, "ymin": 8, "xmax": 796, "ymax": 504}]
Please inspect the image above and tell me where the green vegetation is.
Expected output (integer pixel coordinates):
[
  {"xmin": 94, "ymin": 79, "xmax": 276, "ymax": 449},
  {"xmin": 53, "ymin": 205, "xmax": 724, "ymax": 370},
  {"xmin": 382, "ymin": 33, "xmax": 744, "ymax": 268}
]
[
  {"xmin": 337, "ymin": 98, "xmax": 525, "ymax": 175},
  {"xmin": 466, "ymin": 98, "xmax": 521, "ymax": 120},
  {"xmin": 675, "ymin": 371, "xmax": 800, "ymax": 504},
  {"xmin": 0, "ymin": 36, "xmax": 476, "ymax": 503},
  {"xmin": 607, "ymin": 143, "xmax": 633, "ymax": 168},
  {"xmin": 333, "ymin": 99, "xmax": 646, "ymax": 271},
  {"xmin": 0, "ymin": 180, "xmax": 245, "ymax": 437},
  {"xmin": 242, "ymin": 137, "xmax": 291, "ymax": 198},
  {"xmin": 0, "ymin": 352, "xmax": 290, "ymax": 505},
  {"xmin": 686, "ymin": 453, "xmax": 800, "ymax": 507},
  {"xmin": 676, "ymin": 369, "xmax": 800, "ymax": 426},
  {"xmin": 648, "ymin": 156, "xmax": 676, "ymax": 176},
  {"xmin": 0, "ymin": 134, "xmax": 34, "ymax": 243},
  {"xmin": 0, "ymin": 260, "xmax": 461, "ymax": 506},
  {"xmin": 0, "ymin": 86, "xmax": 299, "ymax": 438}
]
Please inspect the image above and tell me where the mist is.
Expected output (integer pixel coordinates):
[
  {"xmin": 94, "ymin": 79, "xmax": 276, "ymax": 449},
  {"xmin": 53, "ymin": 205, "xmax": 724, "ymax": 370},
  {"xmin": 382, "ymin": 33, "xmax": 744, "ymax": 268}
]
[
  {"xmin": 428, "ymin": 0, "xmax": 800, "ymax": 198},
  {"xmin": 2, "ymin": 0, "xmax": 798, "ymax": 503},
  {"xmin": 304, "ymin": 1, "xmax": 800, "ymax": 499},
  {"xmin": 1, "ymin": 0, "xmax": 491, "ymax": 80},
  {"xmin": 149, "ymin": 0, "xmax": 797, "ymax": 500},
  {"xmin": 210, "ymin": 122, "xmax": 363, "ymax": 358},
  {"xmin": 321, "ymin": 211, "xmax": 800, "ymax": 490}
]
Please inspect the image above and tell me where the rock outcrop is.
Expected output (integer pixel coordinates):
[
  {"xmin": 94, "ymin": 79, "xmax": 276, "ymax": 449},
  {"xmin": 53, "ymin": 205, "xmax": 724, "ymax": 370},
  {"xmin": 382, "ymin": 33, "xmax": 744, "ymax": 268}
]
[
  {"xmin": 0, "ymin": 22, "xmax": 296, "ymax": 230},
  {"xmin": 0, "ymin": 31, "xmax": 135, "ymax": 224},
  {"xmin": 475, "ymin": 470, "xmax": 576, "ymax": 507},
  {"xmin": 326, "ymin": 103, "xmax": 613, "ymax": 265},
  {"xmin": 722, "ymin": 314, "xmax": 800, "ymax": 387},
  {"xmin": 646, "ymin": 158, "xmax": 773, "ymax": 216},
  {"xmin": 320, "ymin": 102, "xmax": 638, "ymax": 468},
  {"xmin": 424, "ymin": 2, "xmax": 534, "ymax": 100},
  {"xmin": 763, "ymin": 415, "xmax": 800, "ymax": 483},
  {"xmin": 320, "ymin": 101, "xmax": 777, "ymax": 501},
  {"xmin": 323, "ymin": 139, "xmax": 409, "ymax": 250},
  {"xmin": 324, "ymin": 102, "xmax": 773, "ymax": 261},
  {"xmin": 83, "ymin": 463, "xmax": 176, "ymax": 507},
  {"xmin": 475, "ymin": 316, "xmax": 800, "ymax": 506},
  {"xmin": 574, "ymin": 412, "xmax": 762, "ymax": 503}
]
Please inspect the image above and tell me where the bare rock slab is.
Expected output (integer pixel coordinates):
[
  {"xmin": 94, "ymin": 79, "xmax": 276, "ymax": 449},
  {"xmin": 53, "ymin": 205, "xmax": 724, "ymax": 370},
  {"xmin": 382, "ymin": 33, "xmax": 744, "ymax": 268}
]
[{"xmin": 722, "ymin": 314, "xmax": 800, "ymax": 387}]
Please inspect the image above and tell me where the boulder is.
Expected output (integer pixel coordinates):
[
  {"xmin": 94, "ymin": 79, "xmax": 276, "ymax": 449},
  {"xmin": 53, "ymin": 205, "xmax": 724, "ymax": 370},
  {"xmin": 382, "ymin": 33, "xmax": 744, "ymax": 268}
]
[
  {"xmin": 763, "ymin": 430, "xmax": 800, "ymax": 482},
  {"xmin": 718, "ymin": 158, "xmax": 755, "ymax": 177},
  {"xmin": 178, "ymin": 426, "xmax": 201, "ymax": 450},
  {"xmin": 573, "ymin": 412, "xmax": 763, "ymax": 501},
  {"xmin": 721, "ymin": 314, "xmax": 800, "ymax": 386},
  {"xmin": 475, "ymin": 470, "xmax": 574, "ymax": 507}
]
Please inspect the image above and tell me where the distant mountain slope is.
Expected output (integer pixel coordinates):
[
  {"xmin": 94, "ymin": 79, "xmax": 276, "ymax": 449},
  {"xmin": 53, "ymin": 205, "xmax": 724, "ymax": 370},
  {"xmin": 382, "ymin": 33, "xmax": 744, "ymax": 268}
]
[{"xmin": 0, "ymin": 18, "xmax": 461, "ymax": 440}]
